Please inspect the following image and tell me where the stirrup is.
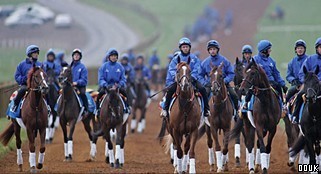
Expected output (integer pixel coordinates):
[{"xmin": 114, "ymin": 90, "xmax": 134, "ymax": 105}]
[{"xmin": 160, "ymin": 109, "xmax": 168, "ymax": 117}]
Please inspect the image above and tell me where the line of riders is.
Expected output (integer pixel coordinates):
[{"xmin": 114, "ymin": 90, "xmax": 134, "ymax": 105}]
[{"xmin": 11, "ymin": 36, "xmax": 321, "ymax": 126}]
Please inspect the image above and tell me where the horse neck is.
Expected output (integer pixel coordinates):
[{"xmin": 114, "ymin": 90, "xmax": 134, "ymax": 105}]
[
  {"xmin": 62, "ymin": 83, "xmax": 75, "ymax": 99},
  {"xmin": 27, "ymin": 90, "xmax": 43, "ymax": 109},
  {"xmin": 177, "ymin": 85, "xmax": 194, "ymax": 110},
  {"xmin": 212, "ymin": 81, "xmax": 228, "ymax": 103}
]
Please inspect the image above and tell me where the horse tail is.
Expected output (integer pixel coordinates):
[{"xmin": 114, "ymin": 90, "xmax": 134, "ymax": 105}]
[
  {"xmin": 289, "ymin": 135, "xmax": 305, "ymax": 157},
  {"xmin": 229, "ymin": 117, "xmax": 243, "ymax": 141},
  {"xmin": 157, "ymin": 118, "xmax": 167, "ymax": 144},
  {"xmin": 0, "ymin": 122, "xmax": 15, "ymax": 146},
  {"xmin": 197, "ymin": 124, "xmax": 206, "ymax": 140},
  {"xmin": 163, "ymin": 134, "xmax": 173, "ymax": 154}
]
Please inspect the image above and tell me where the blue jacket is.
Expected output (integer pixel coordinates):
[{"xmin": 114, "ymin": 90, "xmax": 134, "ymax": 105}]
[
  {"xmin": 286, "ymin": 54, "xmax": 308, "ymax": 84},
  {"xmin": 253, "ymin": 53, "xmax": 285, "ymax": 86},
  {"xmin": 148, "ymin": 54, "xmax": 160, "ymax": 69},
  {"xmin": 42, "ymin": 61, "xmax": 61, "ymax": 77},
  {"xmin": 98, "ymin": 61, "xmax": 126, "ymax": 88},
  {"xmin": 15, "ymin": 58, "xmax": 42, "ymax": 85},
  {"xmin": 298, "ymin": 54, "xmax": 321, "ymax": 83},
  {"xmin": 121, "ymin": 63, "xmax": 135, "ymax": 83},
  {"xmin": 134, "ymin": 64, "xmax": 151, "ymax": 80},
  {"xmin": 199, "ymin": 54, "xmax": 235, "ymax": 86},
  {"xmin": 71, "ymin": 61, "xmax": 88, "ymax": 87},
  {"xmin": 55, "ymin": 52, "xmax": 68, "ymax": 67},
  {"xmin": 166, "ymin": 53, "xmax": 200, "ymax": 87}
]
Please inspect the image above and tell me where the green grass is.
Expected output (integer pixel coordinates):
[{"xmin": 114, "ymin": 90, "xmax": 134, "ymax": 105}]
[
  {"xmin": 254, "ymin": 0, "xmax": 321, "ymax": 80},
  {"xmin": 81, "ymin": 0, "xmax": 213, "ymax": 66},
  {"xmin": 0, "ymin": 0, "xmax": 33, "ymax": 5},
  {"xmin": 0, "ymin": 118, "xmax": 27, "ymax": 158}
]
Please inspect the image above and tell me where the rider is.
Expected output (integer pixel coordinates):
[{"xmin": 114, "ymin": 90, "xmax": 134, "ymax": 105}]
[
  {"xmin": 42, "ymin": 49, "xmax": 61, "ymax": 90},
  {"xmin": 240, "ymin": 44, "xmax": 253, "ymax": 66},
  {"xmin": 161, "ymin": 37, "xmax": 210, "ymax": 118},
  {"xmin": 70, "ymin": 48, "xmax": 89, "ymax": 114},
  {"xmin": 96, "ymin": 48, "xmax": 130, "ymax": 115},
  {"xmin": 120, "ymin": 53, "xmax": 136, "ymax": 106},
  {"xmin": 55, "ymin": 51, "xmax": 68, "ymax": 68},
  {"xmin": 292, "ymin": 37, "xmax": 321, "ymax": 123},
  {"xmin": 12, "ymin": 45, "xmax": 42, "ymax": 112},
  {"xmin": 199, "ymin": 40, "xmax": 239, "ymax": 112},
  {"xmin": 148, "ymin": 48, "xmax": 160, "ymax": 70},
  {"xmin": 134, "ymin": 54, "xmax": 151, "ymax": 98}
]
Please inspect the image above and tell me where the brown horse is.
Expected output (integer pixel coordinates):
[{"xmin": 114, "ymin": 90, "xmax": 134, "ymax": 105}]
[
  {"xmin": 58, "ymin": 66, "xmax": 96, "ymax": 161},
  {"xmin": 205, "ymin": 62, "xmax": 233, "ymax": 172},
  {"xmin": 131, "ymin": 69, "xmax": 148, "ymax": 133},
  {"xmin": 0, "ymin": 66, "xmax": 49, "ymax": 173},
  {"xmin": 231, "ymin": 59, "xmax": 281, "ymax": 174},
  {"xmin": 164, "ymin": 57, "xmax": 201, "ymax": 173},
  {"xmin": 92, "ymin": 87, "xmax": 127, "ymax": 168}
]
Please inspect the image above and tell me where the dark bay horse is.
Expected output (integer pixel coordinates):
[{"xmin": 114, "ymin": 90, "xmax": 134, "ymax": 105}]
[
  {"xmin": 230, "ymin": 59, "xmax": 281, "ymax": 174},
  {"xmin": 58, "ymin": 66, "xmax": 96, "ymax": 161},
  {"xmin": 205, "ymin": 63, "xmax": 233, "ymax": 172},
  {"xmin": 131, "ymin": 69, "xmax": 148, "ymax": 133},
  {"xmin": 163, "ymin": 58, "xmax": 201, "ymax": 173},
  {"xmin": 290, "ymin": 66, "xmax": 321, "ymax": 167},
  {"xmin": 45, "ymin": 67, "xmax": 59, "ymax": 143},
  {"xmin": 0, "ymin": 66, "xmax": 49, "ymax": 173},
  {"xmin": 92, "ymin": 87, "xmax": 127, "ymax": 168}
]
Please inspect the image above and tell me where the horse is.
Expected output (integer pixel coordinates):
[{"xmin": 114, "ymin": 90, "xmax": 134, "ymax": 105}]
[
  {"xmin": 0, "ymin": 66, "xmax": 49, "ymax": 173},
  {"xmin": 57, "ymin": 66, "xmax": 96, "ymax": 161},
  {"xmin": 44, "ymin": 67, "xmax": 59, "ymax": 143},
  {"xmin": 92, "ymin": 87, "xmax": 127, "ymax": 168},
  {"xmin": 230, "ymin": 59, "xmax": 282, "ymax": 174},
  {"xmin": 163, "ymin": 57, "xmax": 201, "ymax": 173},
  {"xmin": 204, "ymin": 62, "xmax": 233, "ymax": 172},
  {"xmin": 290, "ymin": 66, "xmax": 321, "ymax": 167},
  {"xmin": 131, "ymin": 69, "xmax": 148, "ymax": 133}
]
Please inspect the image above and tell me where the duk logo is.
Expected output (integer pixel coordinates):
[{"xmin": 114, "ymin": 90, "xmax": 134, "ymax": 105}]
[{"xmin": 298, "ymin": 164, "xmax": 319, "ymax": 172}]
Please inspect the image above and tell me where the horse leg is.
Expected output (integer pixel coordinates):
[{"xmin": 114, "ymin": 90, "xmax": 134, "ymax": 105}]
[
  {"xmin": 105, "ymin": 127, "xmax": 115, "ymax": 167},
  {"xmin": 49, "ymin": 110, "xmax": 57, "ymax": 142},
  {"xmin": 315, "ymin": 141, "xmax": 321, "ymax": 171},
  {"xmin": 82, "ymin": 115, "xmax": 96, "ymax": 161},
  {"xmin": 212, "ymin": 128, "xmax": 222, "ymax": 172},
  {"xmin": 172, "ymin": 131, "xmax": 183, "ymax": 173},
  {"xmin": 256, "ymin": 127, "xmax": 268, "ymax": 174},
  {"xmin": 13, "ymin": 121, "xmax": 23, "ymax": 172},
  {"xmin": 26, "ymin": 128, "xmax": 36, "ymax": 173},
  {"xmin": 138, "ymin": 108, "xmax": 146, "ymax": 133},
  {"xmin": 67, "ymin": 120, "xmax": 77, "ymax": 161},
  {"xmin": 222, "ymin": 129, "xmax": 230, "ymax": 172},
  {"xmin": 244, "ymin": 118, "xmax": 255, "ymax": 173},
  {"xmin": 206, "ymin": 125, "xmax": 215, "ymax": 171},
  {"xmin": 60, "ymin": 119, "xmax": 69, "ymax": 161},
  {"xmin": 254, "ymin": 137, "xmax": 261, "ymax": 172},
  {"xmin": 183, "ymin": 135, "xmax": 191, "ymax": 173},
  {"xmin": 37, "ymin": 127, "xmax": 46, "ymax": 170},
  {"xmin": 130, "ymin": 107, "xmax": 137, "ymax": 133},
  {"xmin": 45, "ymin": 114, "xmax": 51, "ymax": 143},
  {"xmin": 234, "ymin": 128, "xmax": 241, "ymax": 167},
  {"xmin": 265, "ymin": 126, "xmax": 276, "ymax": 171},
  {"xmin": 189, "ymin": 129, "xmax": 198, "ymax": 174},
  {"xmin": 115, "ymin": 122, "xmax": 127, "ymax": 168},
  {"xmin": 283, "ymin": 117, "xmax": 297, "ymax": 169}
]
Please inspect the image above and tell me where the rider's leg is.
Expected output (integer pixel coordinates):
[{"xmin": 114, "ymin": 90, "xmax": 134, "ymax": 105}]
[
  {"xmin": 119, "ymin": 87, "xmax": 130, "ymax": 113},
  {"xmin": 285, "ymin": 86, "xmax": 298, "ymax": 103},
  {"xmin": 243, "ymin": 89, "xmax": 253, "ymax": 110},
  {"xmin": 96, "ymin": 87, "xmax": 105, "ymax": 109},
  {"xmin": 145, "ymin": 82, "xmax": 151, "ymax": 96},
  {"xmin": 292, "ymin": 90, "xmax": 304, "ymax": 123},
  {"xmin": 12, "ymin": 85, "xmax": 28, "ymax": 112},
  {"xmin": 227, "ymin": 84, "xmax": 239, "ymax": 110},
  {"xmin": 195, "ymin": 81, "xmax": 210, "ymax": 117},
  {"xmin": 78, "ymin": 86, "xmax": 89, "ymax": 112},
  {"xmin": 161, "ymin": 83, "xmax": 177, "ymax": 117}
]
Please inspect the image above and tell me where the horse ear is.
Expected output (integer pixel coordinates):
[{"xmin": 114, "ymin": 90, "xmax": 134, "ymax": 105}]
[
  {"xmin": 303, "ymin": 66, "xmax": 307, "ymax": 75},
  {"xmin": 236, "ymin": 57, "xmax": 240, "ymax": 64},
  {"xmin": 315, "ymin": 66, "xmax": 320, "ymax": 75},
  {"xmin": 251, "ymin": 59, "xmax": 257, "ymax": 67},
  {"xmin": 177, "ymin": 55, "xmax": 181, "ymax": 63},
  {"xmin": 187, "ymin": 56, "xmax": 191, "ymax": 65}
]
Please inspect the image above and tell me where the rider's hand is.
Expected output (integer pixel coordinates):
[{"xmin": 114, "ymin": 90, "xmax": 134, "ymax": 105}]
[
  {"xmin": 282, "ymin": 85, "xmax": 288, "ymax": 93},
  {"xmin": 72, "ymin": 82, "xmax": 77, "ymax": 86}
]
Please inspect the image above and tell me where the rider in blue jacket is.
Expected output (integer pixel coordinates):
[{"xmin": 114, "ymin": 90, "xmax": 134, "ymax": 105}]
[
  {"xmin": 148, "ymin": 48, "xmax": 160, "ymax": 70},
  {"xmin": 161, "ymin": 37, "xmax": 210, "ymax": 118},
  {"xmin": 12, "ymin": 45, "xmax": 42, "ymax": 112},
  {"xmin": 199, "ymin": 40, "xmax": 238, "ymax": 112},
  {"xmin": 96, "ymin": 48, "xmax": 129, "ymax": 115},
  {"xmin": 240, "ymin": 45, "xmax": 253, "ymax": 67},
  {"xmin": 120, "ymin": 53, "xmax": 136, "ymax": 106},
  {"xmin": 55, "ymin": 51, "xmax": 68, "ymax": 68},
  {"xmin": 292, "ymin": 37, "xmax": 321, "ymax": 123},
  {"xmin": 70, "ymin": 48, "xmax": 89, "ymax": 114},
  {"xmin": 42, "ymin": 49, "xmax": 61, "ymax": 77},
  {"xmin": 134, "ymin": 55, "xmax": 151, "ymax": 97}
]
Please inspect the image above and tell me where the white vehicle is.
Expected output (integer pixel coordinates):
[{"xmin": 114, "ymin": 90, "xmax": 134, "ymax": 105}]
[
  {"xmin": 55, "ymin": 14, "xmax": 72, "ymax": 28},
  {"xmin": 14, "ymin": 3, "xmax": 54, "ymax": 21},
  {"xmin": 5, "ymin": 12, "xmax": 43, "ymax": 27}
]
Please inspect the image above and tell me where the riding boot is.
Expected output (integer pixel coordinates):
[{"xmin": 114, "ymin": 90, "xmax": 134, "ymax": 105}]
[
  {"xmin": 243, "ymin": 89, "xmax": 253, "ymax": 110},
  {"xmin": 228, "ymin": 86, "xmax": 239, "ymax": 111},
  {"xmin": 292, "ymin": 92, "xmax": 304, "ymax": 124},
  {"xmin": 161, "ymin": 83, "xmax": 177, "ymax": 117},
  {"xmin": 80, "ymin": 93, "xmax": 89, "ymax": 114},
  {"xmin": 12, "ymin": 85, "xmax": 27, "ymax": 112}
]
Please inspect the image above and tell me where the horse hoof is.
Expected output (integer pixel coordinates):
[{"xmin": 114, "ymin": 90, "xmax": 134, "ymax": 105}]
[
  {"xmin": 262, "ymin": 168, "xmax": 268, "ymax": 174},
  {"xmin": 254, "ymin": 164, "xmax": 260, "ymax": 173},
  {"xmin": 110, "ymin": 163, "xmax": 114, "ymax": 168},
  {"xmin": 37, "ymin": 163, "xmax": 43, "ymax": 169},
  {"xmin": 86, "ymin": 156, "xmax": 95, "ymax": 162},
  {"xmin": 223, "ymin": 164, "xmax": 229, "ymax": 172},
  {"xmin": 287, "ymin": 161, "xmax": 294, "ymax": 167},
  {"xmin": 115, "ymin": 159, "xmax": 120, "ymax": 168},
  {"xmin": 235, "ymin": 157, "xmax": 241, "ymax": 167},
  {"xmin": 249, "ymin": 169, "xmax": 255, "ymax": 174},
  {"xmin": 30, "ymin": 166, "xmax": 37, "ymax": 173},
  {"xmin": 131, "ymin": 129, "xmax": 135, "ymax": 133},
  {"xmin": 120, "ymin": 163, "xmax": 123, "ymax": 168},
  {"xmin": 209, "ymin": 164, "xmax": 215, "ymax": 172},
  {"xmin": 170, "ymin": 158, "xmax": 174, "ymax": 164},
  {"xmin": 217, "ymin": 168, "xmax": 223, "ymax": 173},
  {"xmin": 64, "ymin": 156, "xmax": 72, "ymax": 162},
  {"xmin": 105, "ymin": 157, "xmax": 110, "ymax": 164},
  {"xmin": 18, "ymin": 164, "xmax": 23, "ymax": 172}
]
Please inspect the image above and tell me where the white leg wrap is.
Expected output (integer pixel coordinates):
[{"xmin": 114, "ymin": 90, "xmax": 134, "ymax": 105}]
[
  {"xmin": 182, "ymin": 155, "xmax": 188, "ymax": 172},
  {"xmin": 109, "ymin": 149, "xmax": 115, "ymax": 164},
  {"xmin": 298, "ymin": 149, "xmax": 304, "ymax": 164},
  {"xmin": 246, "ymin": 148, "xmax": 249, "ymax": 163},
  {"xmin": 235, "ymin": 144, "xmax": 241, "ymax": 158},
  {"xmin": 267, "ymin": 153, "xmax": 270, "ymax": 169},
  {"xmin": 255, "ymin": 149, "xmax": 261, "ymax": 165},
  {"xmin": 248, "ymin": 151, "xmax": 255, "ymax": 170},
  {"xmin": 288, "ymin": 147, "xmax": 296, "ymax": 163},
  {"xmin": 189, "ymin": 158, "xmax": 196, "ymax": 174},
  {"xmin": 120, "ymin": 148, "xmax": 124, "ymax": 164},
  {"xmin": 29, "ymin": 152, "xmax": 36, "ymax": 168},
  {"xmin": 110, "ymin": 130, "xmax": 116, "ymax": 139},
  {"xmin": 50, "ymin": 128, "xmax": 55, "ymax": 139},
  {"xmin": 222, "ymin": 153, "xmax": 228, "ymax": 165},
  {"xmin": 38, "ymin": 152, "xmax": 45, "ymax": 164},
  {"xmin": 173, "ymin": 150, "xmax": 177, "ymax": 167},
  {"xmin": 54, "ymin": 116, "xmax": 60, "ymax": 128},
  {"xmin": 260, "ymin": 153, "xmax": 268, "ymax": 169},
  {"xmin": 137, "ymin": 122, "xmax": 143, "ymax": 133},
  {"xmin": 17, "ymin": 149, "xmax": 23, "ymax": 165},
  {"xmin": 303, "ymin": 152, "xmax": 309, "ymax": 164},
  {"xmin": 115, "ymin": 145, "xmax": 121, "ymax": 161},
  {"xmin": 90, "ymin": 142, "xmax": 96, "ymax": 157},
  {"xmin": 130, "ymin": 119, "xmax": 137, "ymax": 130},
  {"xmin": 64, "ymin": 143, "xmax": 68, "ymax": 157},
  {"xmin": 68, "ymin": 140, "xmax": 73, "ymax": 156},
  {"xmin": 141, "ymin": 119, "xmax": 146, "ymax": 130},
  {"xmin": 105, "ymin": 142, "xmax": 109, "ymax": 157},
  {"xmin": 187, "ymin": 151, "xmax": 190, "ymax": 164},
  {"xmin": 170, "ymin": 143, "xmax": 174, "ymax": 160},
  {"xmin": 226, "ymin": 152, "xmax": 229, "ymax": 162},
  {"xmin": 45, "ymin": 128, "xmax": 50, "ymax": 140},
  {"xmin": 216, "ymin": 151, "xmax": 223, "ymax": 169},
  {"xmin": 208, "ymin": 148, "xmax": 214, "ymax": 165},
  {"xmin": 177, "ymin": 158, "xmax": 182, "ymax": 173}
]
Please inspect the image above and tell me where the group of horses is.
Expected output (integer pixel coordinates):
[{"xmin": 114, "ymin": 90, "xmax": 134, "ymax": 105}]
[
  {"xmin": 157, "ymin": 56, "xmax": 321, "ymax": 174},
  {"xmin": 0, "ymin": 64, "xmax": 150, "ymax": 173}
]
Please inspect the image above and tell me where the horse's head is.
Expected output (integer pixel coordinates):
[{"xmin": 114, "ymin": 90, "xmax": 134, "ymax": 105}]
[
  {"xmin": 27, "ymin": 66, "xmax": 49, "ymax": 94},
  {"xmin": 106, "ymin": 87, "xmax": 122, "ymax": 118},
  {"xmin": 234, "ymin": 57, "xmax": 245, "ymax": 87},
  {"xmin": 240, "ymin": 59, "xmax": 269, "ymax": 95},
  {"xmin": 134, "ymin": 69, "xmax": 145, "ymax": 85},
  {"xmin": 303, "ymin": 66, "xmax": 321, "ymax": 104},
  {"xmin": 46, "ymin": 67, "xmax": 56, "ymax": 85},
  {"xmin": 210, "ymin": 62, "xmax": 224, "ymax": 96},
  {"xmin": 175, "ymin": 56, "xmax": 192, "ymax": 94},
  {"xmin": 58, "ymin": 66, "xmax": 72, "ymax": 86}
]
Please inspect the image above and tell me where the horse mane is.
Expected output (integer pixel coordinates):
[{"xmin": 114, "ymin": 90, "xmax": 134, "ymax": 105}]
[
  {"xmin": 108, "ymin": 89, "xmax": 120, "ymax": 106},
  {"xmin": 209, "ymin": 66, "xmax": 218, "ymax": 76},
  {"xmin": 246, "ymin": 61, "xmax": 270, "ymax": 87},
  {"xmin": 176, "ymin": 62, "xmax": 190, "ymax": 71},
  {"xmin": 27, "ymin": 66, "xmax": 40, "ymax": 88}
]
